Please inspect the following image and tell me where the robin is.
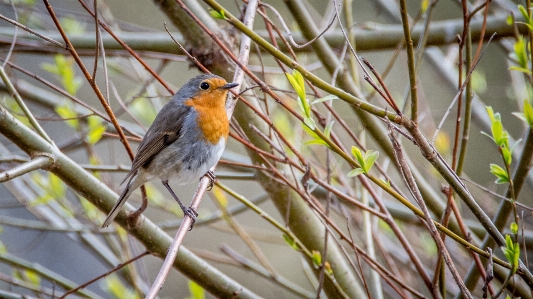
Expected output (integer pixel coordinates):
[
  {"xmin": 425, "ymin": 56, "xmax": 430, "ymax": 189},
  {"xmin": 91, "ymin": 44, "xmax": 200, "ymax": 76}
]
[{"xmin": 102, "ymin": 74, "xmax": 238, "ymax": 228}]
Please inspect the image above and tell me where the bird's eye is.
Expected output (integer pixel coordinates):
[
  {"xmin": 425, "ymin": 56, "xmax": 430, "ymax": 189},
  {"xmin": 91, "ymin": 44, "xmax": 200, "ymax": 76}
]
[{"xmin": 200, "ymin": 82, "xmax": 210, "ymax": 90}]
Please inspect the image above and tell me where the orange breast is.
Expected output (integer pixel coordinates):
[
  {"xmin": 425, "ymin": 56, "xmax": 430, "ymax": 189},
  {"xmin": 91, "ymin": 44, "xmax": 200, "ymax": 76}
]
[{"xmin": 185, "ymin": 92, "xmax": 229, "ymax": 144}]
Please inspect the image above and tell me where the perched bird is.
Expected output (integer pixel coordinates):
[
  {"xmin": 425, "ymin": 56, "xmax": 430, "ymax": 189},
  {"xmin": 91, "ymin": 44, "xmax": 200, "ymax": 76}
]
[{"xmin": 102, "ymin": 74, "xmax": 238, "ymax": 228}]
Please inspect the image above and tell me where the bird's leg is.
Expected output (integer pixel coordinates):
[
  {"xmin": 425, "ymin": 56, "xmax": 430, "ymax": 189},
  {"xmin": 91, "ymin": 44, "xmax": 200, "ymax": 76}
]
[
  {"xmin": 131, "ymin": 185, "xmax": 149, "ymax": 219},
  {"xmin": 204, "ymin": 170, "xmax": 216, "ymax": 191},
  {"xmin": 128, "ymin": 185, "xmax": 148, "ymax": 226},
  {"xmin": 162, "ymin": 180, "xmax": 198, "ymax": 230}
]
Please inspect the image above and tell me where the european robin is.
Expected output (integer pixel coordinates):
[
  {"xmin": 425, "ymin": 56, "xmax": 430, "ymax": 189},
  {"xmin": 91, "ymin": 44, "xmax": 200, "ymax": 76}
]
[{"xmin": 102, "ymin": 74, "xmax": 238, "ymax": 228}]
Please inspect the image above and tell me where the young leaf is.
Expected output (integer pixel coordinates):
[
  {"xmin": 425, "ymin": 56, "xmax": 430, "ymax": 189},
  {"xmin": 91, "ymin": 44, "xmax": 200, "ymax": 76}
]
[
  {"xmin": 524, "ymin": 100, "xmax": 533, "ymax": 126},
  {"xmin": 501, "ymin": 147, "xmax": 512, "ymax": 166},
  {"xmin": 514, "ymin": 36, "xmax": 529, "ymax": 69},
  {"xmin": 310, "ymin": 94, "xmax": 338, "ymax": 105},
  {"xmin": 347, "ymin": 168, "xmax": 365, "ymax": 177},
  {"xmin": 351, "ymin": 146, "xmax": 365, "ymax": 167},
  {"xmin": 513, "ymin": 100, "xmax": 533, "ymax": 128},
  {"xmin": 303, "ymin": 116, "xmax": 316, "ymax": 130},
  {"xmin": 518, "ymin": 5, "xmax": 533, "ymax": 29},
  {"xmin": 311, "ymin": 250, "xmax": 322, "ymax": 269},
  {"xmin": 421, "ymin": 0, "xmax": 429, "ymax": 13},
  {"xmin": 502, "ymin": 235, "xmax": 520, "ymax": 274},
  {"xmin": 22, "ymin": 270, "xmax": 41, "ymax": 286},
  {"xmin": 282, "ymin": 234, "xmax": 299, "ymax": 250},
  {"xmin": 285, "ymin": 70, "xmax": 305, "ymax": 103},
  {"xmin": 292, "ymin": 70, "xmax": 305, "ymax": 100},
  {"xmin": 509, "ymin": 66, "xmax": 532, "ymax": 74},
  {"xmin": 209, "ymin": 9, "xmax": 226, "ymax": 20},
  {"xmin": 302, "ymin": 123, "xmax": 320, "ymax": 139},
  {"xmin": 363, "ymin": 150, "xmax": 379, "ymax": 173},
  {"xmin": 55, "ymin": 103, "xmax": 79, "ymax": 130},
  {"xmin": 87, "ymin": 116, "xmax": 106, "ymax": 145},
  {"xmin": 187, "ymin": 280, "xmax": 205, "ymax": 299},
  {"xmin": 324, "ymin": 121, "xmax": 334, "ymax": 138},
  {"xmin": 486, "ymin": 106, "xmax": 496, "ymax": 122},
  {"xmin": 510, "ymin": 222, "xmax": 519, "ymax": 235},
  {"xmin": 491, "ymin": 119, "xmax": 505, "ymax": 147},
  {"xmin": 304, "ymin": 139, "xmax": 329, "ymax": 147},
  {"xmin": 489, "ymin": 164, "xmax": 509, "ymax": 184}
]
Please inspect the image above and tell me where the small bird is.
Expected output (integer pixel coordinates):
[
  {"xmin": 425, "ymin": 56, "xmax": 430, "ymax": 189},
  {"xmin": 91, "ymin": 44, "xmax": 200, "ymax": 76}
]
[{"xmin": 102, "ymin": 74, "xmax": 238, "ymax": 228}]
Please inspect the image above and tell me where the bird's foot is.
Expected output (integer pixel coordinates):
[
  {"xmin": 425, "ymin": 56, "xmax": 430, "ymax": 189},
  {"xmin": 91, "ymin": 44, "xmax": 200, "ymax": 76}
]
[
  {"xmin": 182, "ymin": 207, "xmax": 198, "ymax": 231},
  {"xmin": 204, "ymin": 171, "xmax": 216, "ymax": 191}
]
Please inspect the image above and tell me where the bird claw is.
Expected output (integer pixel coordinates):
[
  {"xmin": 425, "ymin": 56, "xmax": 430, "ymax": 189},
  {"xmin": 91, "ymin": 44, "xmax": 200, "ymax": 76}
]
[
  {"xmin": 204, "ymin": 171, "xmax": 216, "ymax": 191},
  {"xmin": 183, "ymin": 207, "xmax": 198, "ymax": 231}
]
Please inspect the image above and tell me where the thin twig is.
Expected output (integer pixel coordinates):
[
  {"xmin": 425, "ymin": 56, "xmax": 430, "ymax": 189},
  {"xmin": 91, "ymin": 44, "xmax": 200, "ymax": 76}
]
[
  {"xmin": 432, "ymin": 33, "xmax": 496, "ymax": 143},
  {"xmin": 387, "ymin": 121, "xmax": 472, "ymax": 299},
  {"xmin": 0, "ymin": 66, "xmax": 53, "ymax": 143},
  {"xmin": 0, "ymin": 13, "xmax": 65, "ymax": 48},
  {"xmin": 59, "ymin": 251, "xmax": 150, "ymax": 298},
  {"xmin": 260, "ymin": 2, "xmax": 336, "ymax": 49},
  {"xmin": 0, "ymin": 155, "xmax": 53, "ymax": 183}
]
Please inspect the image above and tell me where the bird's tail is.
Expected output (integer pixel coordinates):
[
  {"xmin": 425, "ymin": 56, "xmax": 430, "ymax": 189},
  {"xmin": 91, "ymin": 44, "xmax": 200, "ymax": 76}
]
[{"xmin": 101, "ymin": 173, "xmax": 144, "ymax": 228}]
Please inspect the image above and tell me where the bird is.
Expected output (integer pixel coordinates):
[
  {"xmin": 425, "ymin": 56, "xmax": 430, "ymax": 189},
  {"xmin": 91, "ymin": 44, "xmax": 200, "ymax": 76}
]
[{"xmin": 102, "ymin": 74, "xmax": 238, "ymax": 228}]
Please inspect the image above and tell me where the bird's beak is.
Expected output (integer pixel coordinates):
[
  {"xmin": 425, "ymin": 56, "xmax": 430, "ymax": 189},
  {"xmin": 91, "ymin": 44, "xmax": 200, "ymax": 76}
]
[{"xmin": 220, "ymin": 82, "xmax": 239, "ymax": 90}]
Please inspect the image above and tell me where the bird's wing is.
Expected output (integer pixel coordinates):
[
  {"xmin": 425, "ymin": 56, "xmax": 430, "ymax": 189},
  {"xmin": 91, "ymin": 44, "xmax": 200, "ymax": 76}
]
[{"xmin": 121, "ymin": 103, "xmax": 192, "ymax": 184}]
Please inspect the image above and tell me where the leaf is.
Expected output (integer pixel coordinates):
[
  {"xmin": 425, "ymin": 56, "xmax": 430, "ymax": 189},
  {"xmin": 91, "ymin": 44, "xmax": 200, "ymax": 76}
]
[
  {"xmin": 301, "ymin": 123, "xmax": 330, "ymax": 148},
  {"xmin": 310, "ymin": 94, "xmax": 338, "ymax": 105},
  {"xmin": 60, "ymin": 17, "xmax": 86, "ymax": 35},
  {"xmin": 324, "ymin": 121, "xmax": 334, "ymax": 138},
  {"xmin": 187, "ymin": 280, "xmax": 205, "ymax": 299},
  {"xmin": 351, "ymin": 146, "xmax": 364, "ymax": 167},
  {"xmin": 285, "ymin": 71, "xmax": 305, "ymax": 103},
  {"xmin": 509, "ymin": 66, "xmax": 532, "ymax": 74},
  {"xmin": 514, "ymin": 36, "xmax": 529, "ymax": 69},
  {"xmin": 304, "ymin": 139, "xmax": 329, "ymax": 147},
  {"xmin": 212, "ymin": 186, "xmax": 228, "ymax": 208},
  {"xmin": 292, "ymin": 70, "xmax": 305, "ymax": 100},
  {"xmin": 42, "ymin": 55, "xmax": 82, "ymax": 95},
  {"xmin": 421, "ymin": 0, "xmax": 429, "ymax": 13},
  {"xmin": 524, "ymin": 100, "xmax": 533, "ymax": 126},
  {"xmin": 506, "ymin": 15, "xmax": 513, "ymax": 26},
  {"xmin": 510, "ymin": 222, "xmax": 519, "ymax": 234},
  {"xmin": 490, "ymin": 164, "xmax": 509, "ymax": 184},
  {"xmin": 363, "ymin": 150, "xmax": 379, "ymax": 173},
  {"xmin": 87, "ymin": 116, "xmax": 106, "ymax": 145},
  {"xmin": 282, "ymin": 234, "xmax": 299, "ymax": 250},
  {"xmin": 380, "ymin": 178, "xmax": 391, "ymax": 187},
  {"xmin": 347, "ymin": 168, "xmax": 365, "ymax": 177},
  {"xmin": 105, "ymin": 275, "xmax": 139, "ymax": 299},
  {"xmin": 209, "ymin": 9, "xmax": 226, "ymax": 20},
  {"xmin": 311, "ymin": 250, "xmax": 322, "ymax": 268},
  {"xmin": 303, "ymin": 116, "xmax": 316, "ymax": 130},
  {"xmin": 491, "ymin": 119, "xmax": 505, "ymax": 147},
  {"xmin": 486, "ymin": 106, "xmax": 496, "ymax": 122},
  {"xmin": 23, "ymin": 270, "xmax": 41, "ymax": 286},
  {"xmin": 502, "ymin": 147, "xmax": 512, "ymax": 166},
  {"xmin": 55, "ymin": 103, "xmax": 79, "ymax": 129},
  {"xmin": 518, "ymin": 5, "xmax": 533, "ymax": 28},
  {"xmin": 502, "ymin": 235, "xmax": 520, "ymax": 274},
  {"xmin": 301, "ymin": 123, "xmax": 320, "ymax": 139},
  {"xmin": 49, "ymin": 173, "xmax": 66, "ymax": 198},
  {"xmin": 514, "ymin": 100, "xmax": 533, "ymax": 127}
]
